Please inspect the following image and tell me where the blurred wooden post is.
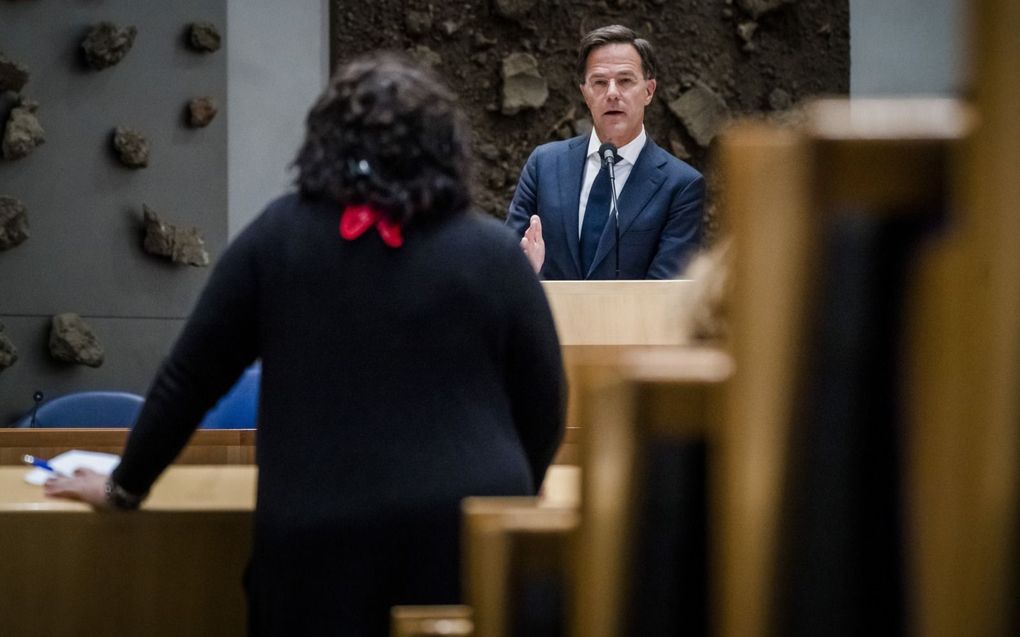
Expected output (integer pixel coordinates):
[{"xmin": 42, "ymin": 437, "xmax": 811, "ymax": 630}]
[
  {"xmin": 908, "ymin": 0, "xmax": 1020, "ymax": 634},
  {"xmin": 716, "ymin": 121, "xmax": 815, "ymax": 637},
  {"xmin": 390, "ymin": 606, "xmax": 473, "ymax": 637},
  {"xmin": 572, "ymin": 347, "xmax": 732, "ymax": 637},
  {"xmin": 719, "ymin": 97, "xmax": 973, "ymax": 636},
  {"xmin": 461, "ymin": 498, "xmax": 578, "ymax": 637}
]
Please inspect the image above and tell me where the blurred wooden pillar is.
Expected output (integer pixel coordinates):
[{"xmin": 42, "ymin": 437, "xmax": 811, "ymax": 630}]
[
  {"xmin": 908, "ymin": 0, "xmax": 1020, "ymax": 635},
  {"xmin": 716, "ymin": 122, "xmax": 815, "ymax": 637},
  {"xmin": 462, "ymin": 498, "xmax": 578, "ymax": 637},
  {"xmin": 572, "ymin": 347, "xmax": 731, "ymax": 637},
  {"xmin": 719, "ymin": 97, "xmax": 973, "ymax": 637},
  {"xmin": 390, "ymin": 606, "xmax": 473, "ymax": 637}
]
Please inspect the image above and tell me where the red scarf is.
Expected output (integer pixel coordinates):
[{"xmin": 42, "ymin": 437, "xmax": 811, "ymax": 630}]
[{"xmin": 339, "ymin": 204, "xmax": 403, "ymax": 248}]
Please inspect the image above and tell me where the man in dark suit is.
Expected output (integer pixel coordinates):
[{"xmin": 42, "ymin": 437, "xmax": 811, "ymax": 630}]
[{"xmin": 506, "ymin": 25, "xmax": 704, "ymax": 280}]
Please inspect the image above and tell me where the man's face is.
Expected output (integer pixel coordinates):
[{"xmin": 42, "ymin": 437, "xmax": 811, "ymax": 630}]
[{"xmin": 580, "ymin": 43, "xmax": 656, "ymax": 148}]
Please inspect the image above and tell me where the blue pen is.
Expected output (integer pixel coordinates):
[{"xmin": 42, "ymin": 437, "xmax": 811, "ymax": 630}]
[{"xmin": 23, "ymin": 454, "xmax": 67, "ymax": 477}]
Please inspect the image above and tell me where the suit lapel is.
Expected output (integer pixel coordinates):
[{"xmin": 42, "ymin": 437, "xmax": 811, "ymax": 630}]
[
  {"xmin": 556, "ymin": 136, "xmax": 588, "ymax": 278},
  {"xmin": 587, "ymin": 140, "xmax": 666, "ymax": 277}
]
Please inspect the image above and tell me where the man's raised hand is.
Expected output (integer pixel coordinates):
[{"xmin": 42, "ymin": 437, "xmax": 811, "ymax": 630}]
[{"xmin": 520, "ymin": 214, "xmax": 545, "ymax": 274}]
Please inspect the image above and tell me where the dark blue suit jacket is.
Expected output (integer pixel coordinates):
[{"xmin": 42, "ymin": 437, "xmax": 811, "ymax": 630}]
[{"xmin": 506, "ymin": 134, "xmax": 704, "ymax": 279}]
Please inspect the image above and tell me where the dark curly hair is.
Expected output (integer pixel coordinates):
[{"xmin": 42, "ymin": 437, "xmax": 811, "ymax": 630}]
[{"xmin": 293, "ymin": 53, "xmax": 472, "ymax": 224}]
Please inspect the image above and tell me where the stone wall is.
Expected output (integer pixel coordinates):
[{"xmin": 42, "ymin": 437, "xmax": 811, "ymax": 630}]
[{"xmin": 0, "ymin": 2, "xmax": 227, "ymax": 421}]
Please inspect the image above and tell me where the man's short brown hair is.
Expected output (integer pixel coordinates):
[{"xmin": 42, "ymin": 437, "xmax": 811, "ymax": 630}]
[{"xmin": 576, "ymin": 25, "xmax": 657, "ymax": 84}]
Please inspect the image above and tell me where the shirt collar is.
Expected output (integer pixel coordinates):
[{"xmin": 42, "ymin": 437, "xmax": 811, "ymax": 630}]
[{"xmin": 587, "ymin": 126, "xmax": 647, "ymax": 166}]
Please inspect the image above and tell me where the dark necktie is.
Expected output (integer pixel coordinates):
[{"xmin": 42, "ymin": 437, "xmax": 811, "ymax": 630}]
[{"xmin": 580, "ymin": 163, "xmax": 613, "ymax": 275}]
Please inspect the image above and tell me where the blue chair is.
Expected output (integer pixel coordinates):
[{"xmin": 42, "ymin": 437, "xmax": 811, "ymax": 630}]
[
  {"xmin": 198, "ymin": 362, "xmax": 260, "ymax": 429},
  {"xmin": 15, "ymin": 391, "xmax": 144, "ymax": 428}
]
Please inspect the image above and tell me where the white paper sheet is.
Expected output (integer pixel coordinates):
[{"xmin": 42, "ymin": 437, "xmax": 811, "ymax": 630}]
[{"xmin": 24, "ymin": 449, "xmax": 121, "ymax": 485}]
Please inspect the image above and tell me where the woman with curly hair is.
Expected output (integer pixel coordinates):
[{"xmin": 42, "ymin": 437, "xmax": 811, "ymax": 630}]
[{"xmin": 45, "ymin": 53, "xmax": 565, "ymax": 636}]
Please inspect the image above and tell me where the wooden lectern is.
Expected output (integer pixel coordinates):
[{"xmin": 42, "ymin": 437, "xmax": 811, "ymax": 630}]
[
  {"xmin": 541, "ymin": 280, "xmax": 695, "ymax": 464},
  {"xmin": 541, "ymin": 280, "xmax": 694, "ymax": 348}
]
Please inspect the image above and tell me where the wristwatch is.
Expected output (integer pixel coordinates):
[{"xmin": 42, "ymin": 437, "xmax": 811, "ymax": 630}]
[{"xmin": 104, "ymin": 477, "xmax": 146, "ymax": 511}]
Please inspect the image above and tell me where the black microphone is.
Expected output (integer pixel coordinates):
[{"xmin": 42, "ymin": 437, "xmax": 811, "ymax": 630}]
[
  {"xmin": 599, "ymin": 142, "xmax": 617, "ymax": 168},
  {"xmin": 29, "ymin": 391, "xmax": 43, "ymax": 427},
  {"xmin": 599, "ymin": 143, "xmax": 622, "ymax": 278}
]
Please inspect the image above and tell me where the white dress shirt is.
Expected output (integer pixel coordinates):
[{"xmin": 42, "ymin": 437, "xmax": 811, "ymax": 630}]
[{"xmin": 577, "ymin": 127, "xmax": 647, "ymax": 238}]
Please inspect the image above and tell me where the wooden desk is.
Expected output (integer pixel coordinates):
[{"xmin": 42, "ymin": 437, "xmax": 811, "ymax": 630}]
[
  {"xmin": 0, "ymin": 466, "xmax": 256, "ymax": 637},
  {"xmin": 0, "ymin": 428, "xmax": 256, "ymax": 466},
  {"xmin": 0, "ymin": 465, "xmax": 577, "ymax": 511},
  {"xmin": 0, "ymin": 464, "xmax": 578, "ymax": 637},
  {"xmin": 0, "ymin": 465, "xmax": 258, "ymax": 511}
]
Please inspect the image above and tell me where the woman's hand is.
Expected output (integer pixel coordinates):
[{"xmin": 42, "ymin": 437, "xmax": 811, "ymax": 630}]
[{"xmin": 44, "ymin": 468, "xmax": 111, "ymax": 509}]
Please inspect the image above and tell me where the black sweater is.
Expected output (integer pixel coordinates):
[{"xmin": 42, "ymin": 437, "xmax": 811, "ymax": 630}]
[
  {"xmin": 115, "ymin": 192, "xmax": 564, "ymax": 510},
  {"xmin": 112, "ymin": 194, "xmax": 565, "ymax": 633}
]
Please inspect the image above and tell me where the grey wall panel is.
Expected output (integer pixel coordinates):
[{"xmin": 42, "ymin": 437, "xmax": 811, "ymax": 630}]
[
  {"xmin": 0, "ymin": 1, "xmax": 226, "ymax": 417},
  {"xmin": 0, "ymin": 1, "xmax": 227, "ymax": 317},
  {"xmin": 0, "ymin": 315, "xmax": 187, "ymax": 425},
  {"xmin": 226, "ymin": 0, "xmax": 328, "ymax": 238},
  {"xmin": 850, "ymin": 0, "xmax": 965, "ymax": 96}
]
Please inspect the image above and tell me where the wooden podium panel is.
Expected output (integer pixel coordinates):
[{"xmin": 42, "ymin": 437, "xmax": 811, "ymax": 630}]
[
  {"xmin": 0, "ymin": 466, "xmax": 256, "ymax": 637},
  {"xmin": 0, "ymin": 428, "xmax": 256, "ymax": 466},
  {"xmin": 542, "ymin": 280, "xmax": 696, "ymax": 465},
  {"xmin": 542, "ymin": 280, "xmax": 692, "ymax": 347}
]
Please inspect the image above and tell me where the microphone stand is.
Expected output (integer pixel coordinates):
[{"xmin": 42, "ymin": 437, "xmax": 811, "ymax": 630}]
[
  {"xmin": 606, "ymin": 158, "xmax": 620, "ymax": 279},
  {"xmin": 29, "ymin": 391, "xmax": 43, "ymax": 428}
]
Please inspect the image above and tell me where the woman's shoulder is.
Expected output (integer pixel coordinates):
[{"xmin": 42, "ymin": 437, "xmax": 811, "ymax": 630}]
[
  {"xmin": 426, "ymin": 212, "xmax": 541, "ymax": 286},
  {"xmin": 433, "ymin": 211, "xmax": 521, "ymax": 253},
  {"xmin": 258, "ymin": 191, "xmax": 331, "ymax": 222},
  {"xmin": 235, "ymin": 192, "xmax": 333, "ymax": 240},
  {"xmin": 223, "ymin": 192, "xmax": 332, "ymax": 258},
  {"xmin": 445, "ymin": 210, "xmax": 515, "ymax": 238}
]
